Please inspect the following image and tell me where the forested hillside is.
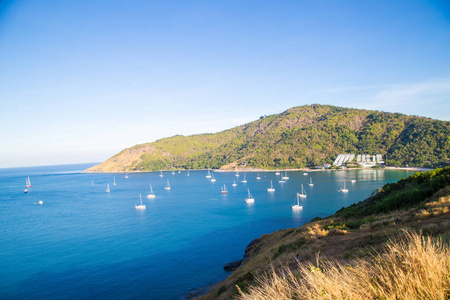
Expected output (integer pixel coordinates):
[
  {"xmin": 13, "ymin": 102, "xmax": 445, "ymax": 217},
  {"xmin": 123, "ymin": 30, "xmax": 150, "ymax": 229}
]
[{"xmin": 87, "ymin": 105, "xmax": 450, "ymax": 172}]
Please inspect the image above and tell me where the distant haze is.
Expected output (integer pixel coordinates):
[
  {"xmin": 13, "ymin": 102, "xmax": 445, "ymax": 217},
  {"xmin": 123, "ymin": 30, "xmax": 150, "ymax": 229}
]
[{"xmin": 0, "ymin": 0, "xmax": 449, "ymax": 168}]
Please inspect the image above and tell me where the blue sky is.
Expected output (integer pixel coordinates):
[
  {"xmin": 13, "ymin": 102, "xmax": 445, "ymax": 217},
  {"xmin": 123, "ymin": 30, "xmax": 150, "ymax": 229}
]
[{"xmin": 1, "ymin": 0, "xmax": 449, "ymax": 168}]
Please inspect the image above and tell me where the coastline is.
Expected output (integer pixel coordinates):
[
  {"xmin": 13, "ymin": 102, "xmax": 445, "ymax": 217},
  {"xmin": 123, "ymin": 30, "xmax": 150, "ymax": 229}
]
[{"xmin": 84, "ymin": 166, "xmax": 433, "ymax": 174}]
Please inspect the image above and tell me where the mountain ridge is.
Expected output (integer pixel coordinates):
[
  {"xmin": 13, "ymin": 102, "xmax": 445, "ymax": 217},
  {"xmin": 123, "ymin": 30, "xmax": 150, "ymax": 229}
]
[{"xmin": 86, "ymin": 104, "xmax": 450, "ymax": 172}]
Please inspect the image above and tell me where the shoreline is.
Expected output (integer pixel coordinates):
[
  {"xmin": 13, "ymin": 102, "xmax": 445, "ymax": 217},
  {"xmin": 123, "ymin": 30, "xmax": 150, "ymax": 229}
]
[{"xmin": 84, "ymin": 166, "xmax": 433, "ymax": 174}]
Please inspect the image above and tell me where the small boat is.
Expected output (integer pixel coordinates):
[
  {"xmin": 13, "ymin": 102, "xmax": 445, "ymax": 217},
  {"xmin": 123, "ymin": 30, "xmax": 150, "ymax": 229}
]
[
  {"xmin": 267, "ymin": 180, "xmax": 275, "ymax": 192},
  {"xmin": 308, "ymin": 177, "xmax": 314, "ymax": 187},
  {"xmin": 178, "ymin": 170, "xmax": 181, "ymax": 174},
  {"xmin": 211, "ymin": 174, "xmax": 216, "ymax": 182},
  {"xmin": 38, "ymin": 200, "xmax": 43, "ymax": 205},
  {"xmin": 106, "ymin": 184, "xmax": 110, "ymax": 193},
  {"xmin": 303, "ymin": 172, "xmax": 308, "ymax": 176},
  {"xmin": 256, "ymin": 173, "xmax": 261, "ymax": 180},
  {"xmin": 113, "ymin": 176, "xmax": 116, "ymax": 186},
  {"xmin": 292, "ymin": 194, "xmax": 303, "ymax": 210},
  {"xmin": 159, "ymin": 171, "xmax": 164, "ymax": 177},
  {"xmin": 279, "ymin": 178, "xmax": 286, "ymax": 183},
  {"xmin": 282, "ymin": 171, "xmax": 289, "ymax": 180},
  {"xmin": 351, "ymin": 179, "xmax": 356, "ymax": 183},
  {"xmin": 297, "ymin": 184, "xmax": 307, "ymax": 198},
  {"xmin": 275, "ymin": 169, "xmax": 280, "ymax": 176},
  {"xmin": 172, "ymin": 170, "xmax": 175, "ymax": 175},
  {"xmin": 241, "ymin": 174, "xmax": 247, "ymax": 183},
  {"xmin": 91, "ymin": 180, "xmax": 94, "ymax": 186},
  {"xmin": 232, "ymin": 180, "xmax": 237, "ymax": 187},
  {"xmin": 187, "ymin": 170, "xmax": 190, "ymax": 176},
  {"xmin": 165, "ymin": 180, "xmax": 171, "ymax": 190},
  {"xmin": 24, "ymin": 176, "xmax": 31, "ymax": 193},
  {"xmin": 340, "ymin": 181, "xmax": 349, "ymax": 193},
  {"xmin": 221, "ymin": 184, "xmax": 228, "ymax": 194},
  {"xmin": 206, "ymin": 170, "xmax": 212, "ymax": 178},
  {"xmin": 245, "ymin": 188, "xmax": 254, "ymax": 203},
  {"xmin": 125, "ymin": 173, "xmax": 129, "ymax": 179},
  {"xmin": 235, "ymin": 170, "xmax": 239, "ymax": 177},
  {"xmin": 147, "ymin": 184, "xmax": 156, "ymax": 199},
  {"xmin": 135, "ymin": 194, "xmax": 146, "ymax": 210}
]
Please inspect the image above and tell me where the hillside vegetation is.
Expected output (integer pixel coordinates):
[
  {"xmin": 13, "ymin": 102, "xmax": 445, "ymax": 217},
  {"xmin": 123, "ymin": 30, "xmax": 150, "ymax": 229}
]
[
  {"xmin": 87, "ymin": 105, "xmax": 450, "ymax": 172},
  {"xmin": 237, "ymin": 231, "xmax": 450, "ymax": 300},
  {"xmin": 198, "ymin": 167, "xmax": 450, "ymax": 299}
]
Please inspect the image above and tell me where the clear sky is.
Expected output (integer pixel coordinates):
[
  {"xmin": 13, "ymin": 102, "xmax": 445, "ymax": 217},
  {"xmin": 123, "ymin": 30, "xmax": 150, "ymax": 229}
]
[{"xmin": 1, "ymin": 0, "xmax": 449, "ymax": 168}]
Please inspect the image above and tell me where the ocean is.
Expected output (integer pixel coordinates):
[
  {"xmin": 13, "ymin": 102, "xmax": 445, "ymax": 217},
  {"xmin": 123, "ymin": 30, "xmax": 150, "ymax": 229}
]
[{"xmin": 0, "ymin": 163, "xmax": 415, "ymax": 299}]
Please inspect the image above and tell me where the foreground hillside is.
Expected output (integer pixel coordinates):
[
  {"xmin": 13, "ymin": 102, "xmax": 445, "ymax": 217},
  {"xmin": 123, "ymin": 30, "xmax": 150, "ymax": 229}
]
[
  {"xmin": 198, "ymin": 167, "xmax": 450, "ymax": 299},
  {"xmin": 87, "ymin": 104, "xmax": 450, "ymax": 172}
]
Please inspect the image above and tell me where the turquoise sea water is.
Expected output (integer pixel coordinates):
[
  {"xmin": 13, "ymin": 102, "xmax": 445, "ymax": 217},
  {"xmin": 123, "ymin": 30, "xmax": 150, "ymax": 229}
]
[{"xmin": 0, "ymin": 164, "xmax": 415, "ymax": 299}]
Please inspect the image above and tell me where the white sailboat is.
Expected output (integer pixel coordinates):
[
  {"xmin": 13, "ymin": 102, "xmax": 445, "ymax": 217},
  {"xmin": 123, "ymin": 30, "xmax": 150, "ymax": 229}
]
[
  {"xmin": 106, "ymin": 184, "xmax": 110, "ymax": 193},
  {"xmin": 340, "ymin": 181, "xmax": 349, "ymax": 193},
  {"xmin": 187, "ymin": 170, "xmax": 190, "ymax": 176},
  {"xmin": 303, "ymin": 172, "xmax": 308, "ymax": 176},
  {"xmin": 91, "ymin": 180, "xmax": 94, "ymax": 186},
  {"xmin": 282, "ymin": 171, "xmax": 289, "ymax": 180},
  {"xmin": 135, "ymin": 194, "xmax": 146, "ymax": 210},
  {"xmin": 275, "ymin": 169, "xmax": 280, "ymax": 176},
  {"xmin": 113, "ymin": 176, "xmax": 116, "ymax": 186},
  {"xmin": 147, "ymin": 184, "xmax": 156, "ymax": 199},
  {"xmin": 125, "ymin": 173, "xmax": 129, "ymax": 179},
  {"xmin": 178, "ymin": 170, "xmax": 181, "ymax": 174},
  {"xmin": 245, "ymin": 188, "xmax": 254, "ymax": 203},
  {"xmin": 172, "ymin": 170, "xmax": 175, "ymax": 175},
  {"xmin": 221, "ymin": 184, "xmax": 228, "ymax": 194},
  {"xmin": 267, "ymin": 180, "xmax": 275, "ymax": 192},
  {"xmin": 308, "ymin": 177, "xmax": 314, "ymax": 187},
  {"xmin": 241, "ymin": 174, "xmax": 247, "ymax": 183},
  {"xmin": 256, "ymin": 173, "xmax": 261, "ymax": 180},
  {"xmin": 26, "ymin": 176, "xmax": 31, "ymax": 188},
  {"xmin": 351, "ymin": 179, "xmax": 356, "ymax": 183},
  {"xmin": 297, "ymin": 184, "xmax": 307, "ymax": 198},
  {"xmin": 235, "ymin": 170, "xmax": 239, "ymax": 177},
  {"xmin": 206, "ymin": 170, "xmax": 212, "ymax": 178},
  {"xmin": 292, "ymin": 194, "xmax": 303, "ymax": 210},
  {"xmin": 159, "ymin": 170, "xmax": 164, "ymax": 177},
  {"xmin": 210, "ymin": 173, "xmax": 216, "ymax": 182},
  {"xmin": 232, "ymin": 180, "xmax": 237, "ymax": 187},
  {"xmin": 165, "ymin": 179, "xmax": 171, "ymax": 190}
]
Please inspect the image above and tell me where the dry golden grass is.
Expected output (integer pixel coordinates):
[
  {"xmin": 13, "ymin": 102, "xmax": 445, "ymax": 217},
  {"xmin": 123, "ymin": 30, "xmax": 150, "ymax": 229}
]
[
  {"xmin": 416, "ymin": 195, "xmax": 450, "ymax": 219},
  {"xmin": 306, "ymin": 223, "xmax": 328, "ymax": 238},
  {"xmin": 237, "ymin": 230, "xmax": 450, "ymax": 300}
]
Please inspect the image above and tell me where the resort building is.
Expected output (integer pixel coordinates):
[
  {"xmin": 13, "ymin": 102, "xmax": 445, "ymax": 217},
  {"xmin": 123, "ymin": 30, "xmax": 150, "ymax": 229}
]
[{"xmin": 333, "ymin": 153, "xmax": 384, "ymax": 167}]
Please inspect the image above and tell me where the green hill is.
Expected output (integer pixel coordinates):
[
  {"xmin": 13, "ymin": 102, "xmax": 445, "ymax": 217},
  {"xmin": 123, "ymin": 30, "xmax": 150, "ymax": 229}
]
[{"xmin": 86, "ymin": 104, "xmax": 450, "ymax": 172}]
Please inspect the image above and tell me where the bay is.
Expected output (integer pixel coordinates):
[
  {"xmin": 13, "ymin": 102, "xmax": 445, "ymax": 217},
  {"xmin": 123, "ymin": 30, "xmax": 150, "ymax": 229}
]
[{"xmin": 0, "ymin": 164, "xmax": 415, "ymax": 299}]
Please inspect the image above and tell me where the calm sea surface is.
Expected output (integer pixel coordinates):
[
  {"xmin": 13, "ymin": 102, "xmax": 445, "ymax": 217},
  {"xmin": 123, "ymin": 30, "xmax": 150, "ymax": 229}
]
[{"xmin": 0, "ymin": 163, "xmax": 415, "ymax": 299}]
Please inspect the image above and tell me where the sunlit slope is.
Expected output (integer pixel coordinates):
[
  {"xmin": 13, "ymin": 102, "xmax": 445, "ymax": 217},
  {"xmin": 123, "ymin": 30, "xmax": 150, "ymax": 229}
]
[{"xmin": 86, "ymin": 104, "xmax": 450, "ymax": 172}]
